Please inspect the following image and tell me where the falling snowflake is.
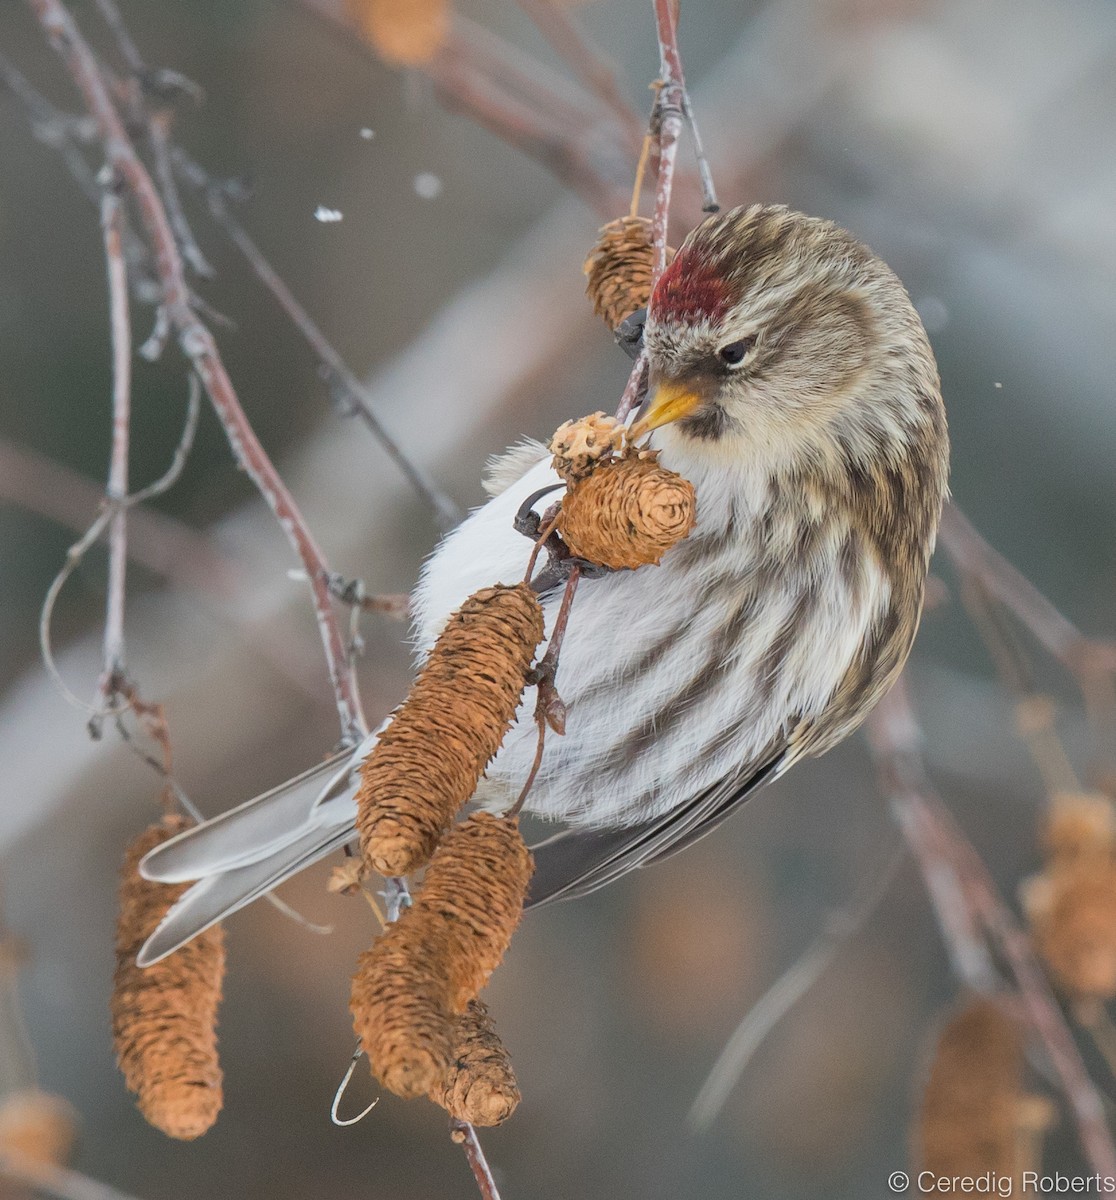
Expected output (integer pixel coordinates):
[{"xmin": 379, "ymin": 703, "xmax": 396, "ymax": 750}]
[
  {"xmin": 314, "ymin": 206, "xmax": 343, "ymax": 223},
  {"xmin": 360, "ymin": 128, "xmax": 375, "ymax": 140},
  {"xmin": 413, "ymin": 172, "xmax": 443, "ymax": 201}
]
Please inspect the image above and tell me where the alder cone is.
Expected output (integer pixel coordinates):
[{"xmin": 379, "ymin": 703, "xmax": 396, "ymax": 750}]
[
  {"xmin": 435, "ymin": 1000, "xmax": 520, "ymax": 1126},
  {"xmin": 560, "ymin": 452, "xmax": 696, "ymax": 569},
  {"xmin": 1030, "ymin": 866, "xmax": 1116, "ymax": 1003},
  {"xmin": 346, "ymin": 0, "xmax": 449, "ymax": 66},
  {"xmin": 0, "ymin": 1090, "xmax": 78, "ymax": 1167},
  {"xmin": 356, "ymin": 583, "xmax": 544, "ymax": 878},
  {"xmin": 550, "ymin": 411, "xmax": 625, "ymax": 483},
  {"xmin": 583, "ymin": 216, "xmax": 673, "ymax": 331},
  {"xmin": 112, "ymin": 817, "xmax": 225, "ymax": 1140},
  {"xmin": 351, "ymin": 814, "xmax": 533, "ymax": 1103},
  {"xmin": 916, "ymin": 996, "xmax": 1050, "ymax": 1188}
]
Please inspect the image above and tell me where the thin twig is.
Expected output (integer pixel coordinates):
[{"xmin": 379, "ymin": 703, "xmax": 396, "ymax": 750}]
[
  {"xmin": 90, "ymin": 0, "xmax": 145, "ymax": 75},
  {"xmin": 513, "ymin": 0, "xmax": 644, "ymax": 141},
  {"xmin": 147, "ymin": 109, "xmax": 214, "ymax": 278},
  {"xmin": 129, "ymin": 374, "xmax": 200, "ymax": 503},
  {"xmin": 27, "ymin": 0, "xmax": 366, "ymax": 742},
  {"xmin": 450, "ymin": 1119, "xmax": 503, "ymax": 1200},
  {"xmin": 868, "ymin": 679, "xmax": 1116, "ymax": 1178},
  {"xmin": 172, "ymin": 149, "xmax": 461, "ymax": 531},
  {"xmin": 690, "ymin": 840, "xmax": 907, "ymax": 1130},
  {"xmin": 94, "ymin": 178, "xmax": 132, "ymax": 715},
  {"xmin": 326, "ymin": 574, "xmax": 411, "ymax": 621},
  {"xmin": 652, "ymin": 0, "xmax": 718, "ymax": 214},
  {"xmin": 0, "ymin": 48, "xmax": 158, "ymax": 300}
]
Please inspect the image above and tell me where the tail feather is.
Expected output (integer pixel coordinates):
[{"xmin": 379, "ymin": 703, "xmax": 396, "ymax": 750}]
[
  {"xmin": 136, "ymin": 823, "xmax": 354, "ymax": 966},
  {"xmin": 139, "ymin": 754, "xmax": 352, "ymax": 883}
]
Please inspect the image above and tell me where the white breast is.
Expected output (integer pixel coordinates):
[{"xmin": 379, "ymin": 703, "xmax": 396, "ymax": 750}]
[{"xmin": 411, "ymin": 441, "xmax": 890, "ymax": 829}]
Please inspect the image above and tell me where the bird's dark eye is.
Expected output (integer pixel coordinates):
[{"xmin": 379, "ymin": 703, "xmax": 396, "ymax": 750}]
[{"xmin": 718, "ymin": 338, "xmax": 754, "ymax": 366}]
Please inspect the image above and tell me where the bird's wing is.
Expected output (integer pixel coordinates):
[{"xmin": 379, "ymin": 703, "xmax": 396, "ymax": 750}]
[
  {"xmin": 139, "ymin": 752, "xmax": 352, "ymax": 882},
  {"xmin": 526, "ymin": 747, "xmax": 793, "ymax": 908}
]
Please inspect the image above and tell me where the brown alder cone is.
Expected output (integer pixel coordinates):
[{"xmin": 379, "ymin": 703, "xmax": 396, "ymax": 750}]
[
  {"xmin": 434, "ymin": 999, "xmax": 521, "ymax": 1126},
  {"xmin": 550, "ymin": 411, "xmax": 625, "ymax": 483},
  {"xmin": 1025, "ymin": 866, "xmax": 1116, "ymax": 1008},
  {"xmin": 345, "ymin": 0, "xmax": 449, "ymax": 66},
  {"xmin": 356, "ymin": 583, "xmax": 544, "ymax": 878},
  {"xmin": 351, "ymin": 813, "xmax": 533, "ymax": 1101},
  {"xmin": 1042, "ymin": 791, "xmax": 1115, "ymax": 864},
  {"xmin": 112, "ymin": 817, "xmax": 225, "ymax": 1140},
  {"xmin": 559, "ymin": 449, "xmax": 696, "ymax": 569},
  {"xmin": 0, "ymin": 1090, "xmax": 78, "ymax": 1167},
  {"xmin": 1022, "ymin": 792, "xmax": 1116, "ymax": 1011},
  {"xmin": 583, "ymin": 216, "xmax": 674, "ymax": 331},
  {"xmin": 916, "ymin": 996, "xmax": 1053, "ymax": 1192}
]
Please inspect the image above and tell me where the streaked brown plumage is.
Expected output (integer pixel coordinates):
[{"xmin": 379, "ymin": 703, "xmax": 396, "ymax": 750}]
[{"xmin": 136, "ymin": 204, "xmax": 949, "ymax": 962}]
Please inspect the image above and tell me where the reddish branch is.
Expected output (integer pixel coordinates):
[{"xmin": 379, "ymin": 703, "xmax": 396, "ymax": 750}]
[
  {"xmin": 868, "ymin": 680, "xmax": 1116, "ymax": 1177},
  {"xmin": 27, "ymin": 0, "xmax": 365, "ymax": 741}
]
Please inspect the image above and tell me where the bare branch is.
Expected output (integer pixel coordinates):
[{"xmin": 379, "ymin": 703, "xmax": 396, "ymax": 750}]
[
  {"xmin": 27, "ymin": 0, "xmax": 366, "ymax": 741},
  {"xmin": 939, "ymin": 503, "xmax": 1116, "ymax": 677},
  {"xmin": 868, "ymin": 679, "xmax": 1116, "ymax": 1177},
  {"xmin": 450, "ymin": 1119, "xmax": 503, "ymax": 1200},
  {"xmin": 171, "ymin": 149, "xmax": 462, "ymax": 531},
  {"xmin": 513, "ymin": 0, "xmax": 644, "ymax": 139},
  {"xmin": 94, "ymin": 179, "xmax": 132, "ymax": 715}
]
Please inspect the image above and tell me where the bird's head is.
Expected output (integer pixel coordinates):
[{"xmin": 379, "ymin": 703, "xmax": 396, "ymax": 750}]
[{"xmin": 633, "ymin": 204, "xmax": 946, "ymax": 490}]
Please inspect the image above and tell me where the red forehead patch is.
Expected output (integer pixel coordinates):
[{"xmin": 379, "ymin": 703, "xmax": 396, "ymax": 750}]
[{"xmin": 650, "ymin": 247, "xmax": 730, "ymax": 324}]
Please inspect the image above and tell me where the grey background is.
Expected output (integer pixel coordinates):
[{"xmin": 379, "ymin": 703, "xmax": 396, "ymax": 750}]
[{"xmin": 0, "ymin": 1, "xmax": 1114, "ymax": 1197}]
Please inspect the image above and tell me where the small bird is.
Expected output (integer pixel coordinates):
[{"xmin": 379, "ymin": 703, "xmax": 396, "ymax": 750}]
[{"xmin": 137, "ymin": 204, "xmax": 949, "ymax": 965}]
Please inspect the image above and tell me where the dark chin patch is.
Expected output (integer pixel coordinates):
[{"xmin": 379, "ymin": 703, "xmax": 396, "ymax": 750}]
[{"xmin": 678, "ymin": 405, "xmax": 729, "ymax": 441}]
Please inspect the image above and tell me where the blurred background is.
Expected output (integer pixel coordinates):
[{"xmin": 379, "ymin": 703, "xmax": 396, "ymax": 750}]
[{"xmin": 0, "ymin": 0, "xmax": 1114, "ymax": 1196}]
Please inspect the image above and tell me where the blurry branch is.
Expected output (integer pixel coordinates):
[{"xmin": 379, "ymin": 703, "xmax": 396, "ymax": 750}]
[
  {"xmin": 298, "ymin": 0, "xmax": 638, "ymax": 215},
  {"xmin": 513, "ymin": 0, "xmax": 644, "ymax": 138},
  {"xmin": 0, "ymin": 48, "xmax": 158, "ymax": 302},
  {"xmin": 940, "ymin": 503, "xmax": 1116, "ymax": 784},
  {"xmin": 939, "ymin": 504, "xmax": 1116, "ymax": 680},
  {"xmin": 169, "ymin": 149, "xmax": 462, "ymax": 532},
  {"xmin": 27, "ymin": 0, "xmax": 366, "ymax": 742},
  {"xmin": 0, "ymin": 1154, "xmax": 147, "ymax": 1200},
  {"xmin": 90, "ymin": 0, "xmax": 462, "ymax": 528},
  {"xmin": 0, "ymin": 433, "xmax": 235, "ymax": 591},
  {"xmin": 868, "ymin": 679, "xmax": 1116, "ymax": 1178},
  {"xmin": 94, "ymin": 182, "xmax": 132, "ymax": 719},
  {"xmin": 688, "ymin": 838, "xmax": 906, "ymax": 1129}
]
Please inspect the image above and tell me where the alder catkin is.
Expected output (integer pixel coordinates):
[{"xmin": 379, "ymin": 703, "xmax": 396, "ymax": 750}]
[
  {"xmin": 559, "ymin": 450, "xmax": 696, "ymax": 569},
  {"xmin": 1022, "ymin": 792, "xmax": 1116, "ymax": 1011},
  {"xmin": 434, "ymin": 1000, "xmax": 520, "ymax": 1126},
  {"xmin": 583, "ymin": 216, "xmax": 670, "ymax": 331},
  {"xmin": 0, "ymin": 1090, "xmax": 78, "ymax": 1167},
  {"xmin": 346, "ymin": 0, "xmax": 449, "ymax": 66},
  {"xmin": 112, "ymin": 817, "xmax": 225, "ymax": 1140},
  {"xmin": 351, "ymin": 813, "xmax": 533, "ymax": 1102},
  {"xmin": 414, "ymin": 812, "xmax": 535, "ymax": 1008},
  {"xmin": 916, "ymin": 996, "xmax": 1052, "ymax": 1191},
  {"xmin": 356, "ymin": 583, "xmax": 544, "ymax": 878},
  {"xmin": 550, "ymin": 411, "xmax": 625, "ymax": 483}
]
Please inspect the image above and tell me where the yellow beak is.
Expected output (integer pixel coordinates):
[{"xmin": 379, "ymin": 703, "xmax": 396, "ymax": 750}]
[{"xmin": 628, "ymin": 380, "xmax": 703, "ymax": 440}]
